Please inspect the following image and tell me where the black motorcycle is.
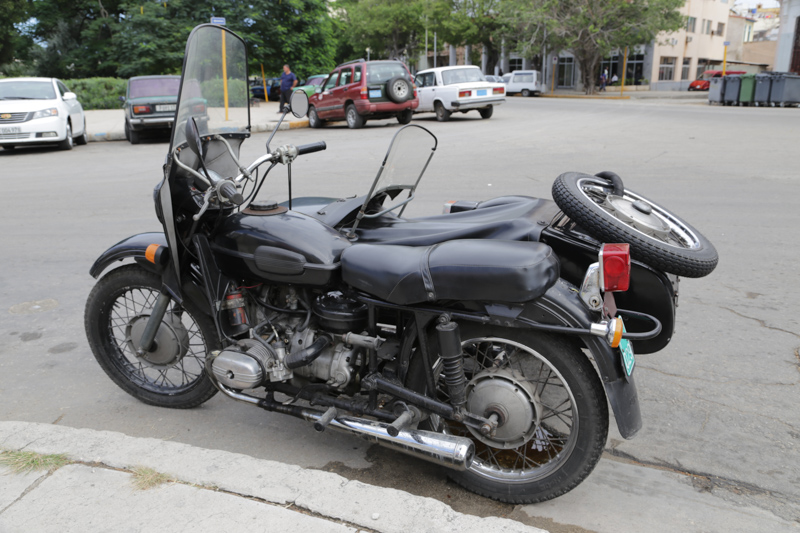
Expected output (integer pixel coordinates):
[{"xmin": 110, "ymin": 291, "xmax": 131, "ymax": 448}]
[{"xmin": 85, "ymin": 25, "xmax": 717, "ymax": 504}]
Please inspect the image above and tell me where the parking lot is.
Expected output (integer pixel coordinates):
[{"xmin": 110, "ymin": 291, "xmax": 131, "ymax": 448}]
[{"xmin": 1, "ymin": 96, "xmax": 799, "ymax": 532}]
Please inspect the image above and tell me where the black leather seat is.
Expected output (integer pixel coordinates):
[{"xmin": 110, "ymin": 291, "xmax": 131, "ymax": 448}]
[{"xmin": 341, "ymin": 240, "xmax": 559, "ymax": 305}]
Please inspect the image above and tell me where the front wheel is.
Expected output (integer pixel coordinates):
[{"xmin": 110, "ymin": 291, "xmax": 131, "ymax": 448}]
[
  {"xmin": 308, "ymin": 106, "xmax": 324, "ymax": 128},
  {"xmin": 408, "ymin": 326, "xmax": 608, "ymax": 504},
  {"xmin": 84, "ymin": 265, "xmax": 219, "ymax": 408},
  {"xmin": 57, "ymin": 122, "xmax": 73, "ymax": 150},
  {"xmin": 552, "ymin": 172, "xmax": 718, "ymax": 277}
]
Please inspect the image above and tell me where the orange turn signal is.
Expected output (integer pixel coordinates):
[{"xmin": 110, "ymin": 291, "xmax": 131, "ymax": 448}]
[
  {"xmin": 610, "ymin": 318, "xmax": 624, "ymax": 348},
  {"xmin": 145, "ymin": 244, "xmax": 161, "ymax": 264}
]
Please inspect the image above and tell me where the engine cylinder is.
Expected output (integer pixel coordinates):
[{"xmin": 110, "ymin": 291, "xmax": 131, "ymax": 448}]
[{"xmin": 312, "ymin": 292, "xmax": 368, "ymax": 334}]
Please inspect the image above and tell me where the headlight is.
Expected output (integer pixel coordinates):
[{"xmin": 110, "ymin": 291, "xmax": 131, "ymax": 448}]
[{"xmin": 33, "ymin": 108, "xmax": 59, "ymax": 119}]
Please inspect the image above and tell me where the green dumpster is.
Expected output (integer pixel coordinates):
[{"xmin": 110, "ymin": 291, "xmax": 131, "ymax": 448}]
[{"xmin": 739, "ymin": 73, "xmax": 756, "ymax": 106}]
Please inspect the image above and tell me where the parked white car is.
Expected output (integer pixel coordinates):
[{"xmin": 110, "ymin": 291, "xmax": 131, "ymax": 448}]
[
  {"xmin": 502, "ymin": 70, "xmax": 542, "ymax": 97},
  {"xmin": 414, "ymin": 66, "xmax": 505, "ymax": 121},
  {"xmin": 0, "ymin": 77, "xmax": 88, "ymax": 151}
]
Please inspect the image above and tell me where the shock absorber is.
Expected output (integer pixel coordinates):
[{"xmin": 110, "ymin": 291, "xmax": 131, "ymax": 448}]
[{"xmin": 436, "ymin": 318, "xmax": 467, "ymax": 411}]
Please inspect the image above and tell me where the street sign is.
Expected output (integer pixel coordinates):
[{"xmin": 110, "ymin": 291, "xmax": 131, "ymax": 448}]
[
  {"xmin": 553, "ymin": 56, "xmax": 558, "ymax": 64},
  {"xmin": 724, "ymin": 41, "xmax": 730, "ymax": 46},
  {"xmin": 211, "ymin": 17, "xmax": 226, "ymax": 25}
]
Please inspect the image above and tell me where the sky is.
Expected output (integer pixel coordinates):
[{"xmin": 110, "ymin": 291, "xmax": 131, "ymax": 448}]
[{"xmin": 734, "ymin": 0, "xmax": 780, "ymax": 9}]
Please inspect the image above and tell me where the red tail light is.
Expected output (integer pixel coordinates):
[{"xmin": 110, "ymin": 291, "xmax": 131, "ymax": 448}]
[
  {"xmin": 493, "ymin": 87, "xmax": 504, "ymax": 95},
  {"xmin": 360, "ymin": 86, "xmax": 368, "ymax": 100},
  {"xmin": 599, "ymin": 243, "xmax": 630, "ymax": 292},
  {"xmin": 133, "ymin": 105, "xmax": 151, "ymax": 114},
  {"xmin": 458, "ymin": 90, "xmax": 471, "ymax": 98},
  {"xmin": 192, "ymin": 103, "xmax": 206, "ymax": 113}
]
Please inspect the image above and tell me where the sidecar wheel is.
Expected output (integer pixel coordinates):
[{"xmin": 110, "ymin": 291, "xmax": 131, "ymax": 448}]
[
  {"xmin": 407, "ymin": 326, "xmax": 608, "ymax": 504},
  {"xmin": 552, "ymin": 172, "xmax": 718, "ymax": 278},
  {"xmin": 85, "ymin": 265, "xmax": 219, "ymax": 408}
]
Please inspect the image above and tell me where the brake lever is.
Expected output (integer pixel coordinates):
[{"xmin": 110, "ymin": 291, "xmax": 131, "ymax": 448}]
[{"xmin": 193, "ymin": 189, "xmax": 214, "ymax": 221}]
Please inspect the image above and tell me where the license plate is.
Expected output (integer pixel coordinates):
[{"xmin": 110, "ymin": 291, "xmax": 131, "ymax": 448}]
[
  {"xmin": 619, "ymin": 323, "xmax": 635, "ymax": 376},
  {"xmin": 156, "ymin": 104, "xmax": 176, "ymax": 112},
  {"xmin": 369, "ymin": 89, "xmax": 381, "ymax": 98},
  {"xmin": 0, "ymin": 126, "xmax": 21, "ymax": 134},
  {"xmin": 477, "ymin": 89, "xmax": 487, "ymax": 96}
]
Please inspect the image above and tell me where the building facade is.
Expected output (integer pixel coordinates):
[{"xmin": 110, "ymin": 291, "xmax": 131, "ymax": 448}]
[{"xmin": 775, "ymin": 0, "xmax": 800, "ymax": 73}]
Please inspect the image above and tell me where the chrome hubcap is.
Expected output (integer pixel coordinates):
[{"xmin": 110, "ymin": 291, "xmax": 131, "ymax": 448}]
[{"xmin": 126, "ymin": 313, "xmax": 190, "ymax": 366}]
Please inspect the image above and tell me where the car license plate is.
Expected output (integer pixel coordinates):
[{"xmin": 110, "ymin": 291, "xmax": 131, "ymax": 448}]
[
  {"xmin": 369, "ymin": 89, "xmax": 381, "ymax": 98},
  {"xmin": 0, "ymin": 126, "xmax": 22, "ymax": 134},
  {"xmin": 619, "ymin": 323, "xmax": 635, "ymax": 376},
  {"xmin": 477, "ymin": 89, "xmax": 487, "ymax": 96},
  {"xmin": 156, "ymin": 104, "xmax": 176, "ymax": 112}
]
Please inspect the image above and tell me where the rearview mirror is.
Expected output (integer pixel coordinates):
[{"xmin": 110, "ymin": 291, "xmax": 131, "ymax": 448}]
[
  {"xmin": 184, "ymin": 117, "xmax": 204, "ymax": 159},
  {"xmin": 290, "ymin": 90, "xmax": 309, "ymax": 118}
]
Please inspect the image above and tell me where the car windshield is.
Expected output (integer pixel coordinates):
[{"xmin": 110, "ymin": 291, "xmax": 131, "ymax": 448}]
[
  {"xmin": 0, "ymin": 80, "xmax": 56, "ymax": 100},
  {"xmin": 441, "ymin": 68, "xmax": 485, "ymax": 85},
  {"xmin": 130, "ymin": 78, "xmax": 180, "ymax": 98},
  {"xmin": 366, "ymin": 62, "xmax": 410, "ymax": 84},
  {"xmin": 309, "ymin": 77, "xmax": 325, "ymax": 86}
]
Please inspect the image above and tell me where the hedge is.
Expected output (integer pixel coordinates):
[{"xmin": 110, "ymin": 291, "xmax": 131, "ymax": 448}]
[{"xmin": 64, "ymin": 78, "xmax": 128, "ymax": 110}]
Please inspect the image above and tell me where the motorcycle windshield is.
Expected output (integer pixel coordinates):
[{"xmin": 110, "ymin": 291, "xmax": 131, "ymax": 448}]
[
  {"xmin": 170, "ymin": 24, "xmax": 250, "ymax": 152},
  {"xmin": 362, "ymin": 124, "xmax": 438, "ymax": 218}
]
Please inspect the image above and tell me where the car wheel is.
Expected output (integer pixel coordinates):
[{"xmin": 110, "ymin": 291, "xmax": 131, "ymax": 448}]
[
  {"xmin": 346, "ymin": 104, "xmax": 365, "ymax": 129},
  {"xmin": 75, "ymin": 119, "xmax": 89, "ymax": 145},
  {"xmin": 127, "ymin": 122, "xmax": 141, "ymax": 145},
  {"xmin": 434, "ymin": 102, "xmax": 451, "ymax": 122},
  {"xmin": 386, "ymin": 77, "xmax": 412, "ymax": 103},
  {"xmin": 397, "ymin": 109, "xmax": 413, "ymax": 124},
  {"xmin": 478, "ymin": 106, "xmax": 493, "ymax": 119},
  {"xmin": 57, "ymin": 122, "xmax": 74, "ymax": 151},
  {"xmin": 521, "ymin": 89, "xmax": 531, "ymax": 97},
  {"xmin": 308, "ymin": 106, "xmax": 324, "ymax": 129}
]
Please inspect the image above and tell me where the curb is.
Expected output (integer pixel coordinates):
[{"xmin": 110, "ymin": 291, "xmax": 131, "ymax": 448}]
[
  {"xmin": 541, "ymin": 94, "xmax": 631, "ymax": 100},
  {"xmin": 86, "ymin": 119, "xmax": 310, "ymax": 143},
  {"xmin": 0, "ymin": 421, "xmax": 545, "ymax": 533}
]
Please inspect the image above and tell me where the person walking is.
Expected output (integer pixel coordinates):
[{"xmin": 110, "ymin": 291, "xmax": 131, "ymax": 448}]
[
  {"xmin": 599, "ymin": 68, "xmax": 608, "ymax": 92},
  {"xmin": 279, "ymin": 64, "xmax": 298, "ymax": 112}
]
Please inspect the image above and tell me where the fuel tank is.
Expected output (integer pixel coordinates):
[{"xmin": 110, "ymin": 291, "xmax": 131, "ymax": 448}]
[{"xmin": 212, "ymin": 203, "xmax": 351, "ymax": 286}]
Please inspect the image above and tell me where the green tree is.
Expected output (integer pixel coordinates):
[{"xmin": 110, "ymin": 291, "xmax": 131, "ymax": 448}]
[
  {"xmin": 335, "ymin": 0, "xmax": 425, "ymax": 61},
  {"xmin": 0, "ymin": 0, "xmax": 31, "ymax": 68},
  {"xmin": 502, "ymin": 0, "xmax": 684, "ymax": 93},
  {"xmin": 428, "ymin": 0, "xmax": 504, "ymax": 72}
]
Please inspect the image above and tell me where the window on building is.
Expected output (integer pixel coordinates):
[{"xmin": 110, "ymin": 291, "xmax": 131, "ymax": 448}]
[
  {"xmin": 686, "ymin": 17, "xmax": 697, "ymax": 33},
  {"xmin": 717, "ymin": 23, "xmax": 725, "ymax": 37},
  {"xmin": 658, "ymin": 57, "xmax": 676, "ymax": 81},
  {"xmin": 681, "ymin": 58, "xmax": 692, "ymax": 80},
  {"xmin": 509, "ymin": 58, "xmax": 523, "ymax": 72},
  {"xmin": 557, "ymin": 57, "xmax": 575, "ymax": 88},
  {"xmin": 744, "ymin": 25, "xmax": 753, "ymax": 42},
  {"xmin": 705, "ymin": 20, "xmax": 712, "ymax": 35}
]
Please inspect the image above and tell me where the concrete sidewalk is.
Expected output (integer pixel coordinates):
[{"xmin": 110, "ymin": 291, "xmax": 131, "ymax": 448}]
[
  {"xmin": 85, "ymin": 100, "xmax": 309, "ymax": 143},
  {"xmin": 0, "ymin": 421, "xmax": 545, "ymax": 533}
]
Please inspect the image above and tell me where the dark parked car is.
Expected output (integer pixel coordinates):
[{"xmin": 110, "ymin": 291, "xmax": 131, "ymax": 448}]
[
  {"xmin": 308, "ymin": 59, "xmax": 418, "ymax": 129},
  {"xmin": 250, "ymin": 78, "xmax": 281, "ymax": 101},
  {"xmin": 122, "ymin": 75, "xmax": 180, "ymax": 144}
]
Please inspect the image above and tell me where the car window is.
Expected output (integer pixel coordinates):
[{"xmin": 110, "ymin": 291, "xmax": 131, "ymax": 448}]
[
  {"xmin": 311, "ymin": 76, "xmax": 325, "ymax": 86},
  {"xmin": 338, "ymin": 68, "xmax": 353, "ymax": 86},
  {"xmin": 512, "ymin": 73, "xmax": 534, "ymax": 83},
  {"xmin": 0, "ymin": 80, "xmax": 57, "ymax": 100},
  {"xmin": 353, "ymin": 66, "xmax": 362, "ymax": 83},
  {"xmin": 56, "ymin": 81, "xmax": 69, "ymax": 96},
  {"xmin": 129, "ymin": 78, "xmax": 181, "ymax": 98},
  {"xmin": 366, "ymin": 62, "xmax": 410, "ymax": 84},
  {"xmin": 323, "ymin": 72, "xmax": 338, "ymax": 90},
  {"xmin": 441, "ymin": 68, "xmax": 484, "ymax": 85}
]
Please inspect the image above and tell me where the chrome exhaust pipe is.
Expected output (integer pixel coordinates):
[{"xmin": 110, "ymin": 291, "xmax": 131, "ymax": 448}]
[{"xmin": 206, "ymin": 355, "xmax": 474, "ymax": 471}]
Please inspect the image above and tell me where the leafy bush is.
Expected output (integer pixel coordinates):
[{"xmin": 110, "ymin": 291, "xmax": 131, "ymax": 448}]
[
  {"xmin": 63, "ymin": 78, "xmax": 127, "ymax": 110},
  {"xmin": 200, "ymin": 79, "xmax": 248, "ymax": 107}
]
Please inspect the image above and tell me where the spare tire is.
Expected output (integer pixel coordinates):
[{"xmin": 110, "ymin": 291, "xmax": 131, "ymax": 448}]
[
  {"xmin": 552, "ymin": 172, "xmax": 718, "ymax": 278},
  {"xmin": 386, "ymin": 77, "xmax": 412, "ymax": 103}
]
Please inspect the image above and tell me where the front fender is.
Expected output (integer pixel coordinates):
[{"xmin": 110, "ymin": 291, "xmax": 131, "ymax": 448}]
[
  {"xmin": 89, "ymin": 232, "xmax": 167, "ymax": 278},
  {"xmin": 523, "ymin": 279, "xmax": 642, "ymax": 439}
]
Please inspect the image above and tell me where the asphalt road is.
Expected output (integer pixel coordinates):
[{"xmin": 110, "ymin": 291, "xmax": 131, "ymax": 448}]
[{"xmin": 1, "ymin": 97, "xmax": 799, "ymax": 532}]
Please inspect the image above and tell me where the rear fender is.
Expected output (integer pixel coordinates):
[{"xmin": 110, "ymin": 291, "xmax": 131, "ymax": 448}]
[
  {"xmin": 521, "ymin": 279, "xmax": 642, "ymax": 439},
  {"xmin": 89, "ymin": 232, "xmax": 168, "ymax": 278}
]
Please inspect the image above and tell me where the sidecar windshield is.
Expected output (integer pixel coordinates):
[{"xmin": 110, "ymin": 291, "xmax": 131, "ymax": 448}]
[{"xmin": 170, "ymin": 24, "xmax": 250, "ymax": 152}]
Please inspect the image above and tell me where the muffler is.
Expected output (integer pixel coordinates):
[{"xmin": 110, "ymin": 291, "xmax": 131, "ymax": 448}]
[{"xmin": 205, "ymin": 357, "xmax": 474, "ymax": 471}]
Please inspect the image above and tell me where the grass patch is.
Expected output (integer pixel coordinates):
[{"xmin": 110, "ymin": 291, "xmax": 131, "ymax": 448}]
[
  {"xmin": 0, "ymin": 450, "xmax": 70, "ymax": 474},
  {"xmin": 130, "ymin": 466, "xmax": 173, "ymax": 490}
]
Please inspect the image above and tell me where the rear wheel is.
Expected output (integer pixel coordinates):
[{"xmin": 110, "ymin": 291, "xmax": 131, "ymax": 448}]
[
  {"xmin": 85, "ymin": 265, "xmax": 219, "ymax": 408},
  {"xmin": 479, "ymin": 106, "xmax": 493, "ymax": 119},
  {"xmin": 346, "ymin": 104, "xmax": 365, "ymax": 129},
  {"xmin": 397, "ymin": 109, "xmax": 413, "ymax": 124},
  {"xmin": 521, "ymin": 89, "xmax": 531, "ymax": 97},
  {"xmin": 408, "ymin": 325, "xmax": 608, "ymax": 504},
  {"xmin": 75, "ymin": 119, "xmax": 89, "ymax": 145},
  {"xmin": 434, "ymin": 102, "xmax": 451, "ymax": 122}
]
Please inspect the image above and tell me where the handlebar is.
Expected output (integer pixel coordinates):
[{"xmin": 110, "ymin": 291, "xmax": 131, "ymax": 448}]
[
  {"xmin": 219, "ymin": 181, "xmax": 244, "ymax": 206},
  {"xmin": 296, "ymin": 141, "xmax": 327, "ymax": 156}
]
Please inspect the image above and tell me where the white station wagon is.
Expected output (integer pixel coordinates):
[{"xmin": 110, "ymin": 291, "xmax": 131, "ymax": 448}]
[{"xmin": 414, "ymin": 66, "xmax": 505, "ymax": 121}]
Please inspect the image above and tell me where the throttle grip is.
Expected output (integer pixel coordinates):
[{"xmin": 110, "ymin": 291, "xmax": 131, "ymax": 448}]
[
  {"xmin": 296, "ymin": 141, "xmax": 327, "ymax": 156},
  {"xmin": 219, "ymin": 181, "xmax": 244, "ymax": 205}
]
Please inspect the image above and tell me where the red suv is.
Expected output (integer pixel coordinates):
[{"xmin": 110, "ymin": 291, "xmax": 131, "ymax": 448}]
[{"xmin": 308, "ymin": 59, "xmax": 418, "ymax": 129}]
